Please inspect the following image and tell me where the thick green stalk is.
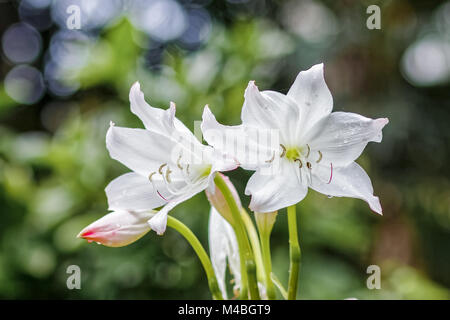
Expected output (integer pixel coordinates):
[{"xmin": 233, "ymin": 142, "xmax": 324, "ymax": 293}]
[
  {"xmin": 260, "ymin": 229, "xmax": 276, "ymax": 299},
  {"xmin": 214, "ymin": 174, "xmax": 260, "ymax": 300},
  {"xmin": 254, "ymin": 211, "xmax": 277, "ymax": 300},
  {"xmin": 287, "ymin": 205, "xmax": 301, "ymax": 300},
  {"xmin": 167, "ymin": 215, "xmax": 223, "ymax": 300},
  {"xmin": 240, "ymin": 209, "xmax": 265, "ymax": 283}
]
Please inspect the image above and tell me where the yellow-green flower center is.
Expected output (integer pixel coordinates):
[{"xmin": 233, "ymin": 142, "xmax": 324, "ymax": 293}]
[
  {"xmin": 200, "ymin": 164, "xmax": 212, "ymax": 178},
  {"xmin": 285, "ymin": 147, "xmax": 300, "ymax": 161}
]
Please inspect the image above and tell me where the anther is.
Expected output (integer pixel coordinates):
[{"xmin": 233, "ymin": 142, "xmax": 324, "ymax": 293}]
[
  {"xmin": 306, "ymin": 144, "xmax": 311, "ymax": 158},
  {"xmin": 265, "ymin": 151, "xmax": 275, "ymax": 163},
  {"xmin": 306, "ymin": 161, "xmax": 312, "ymax": 169},
  {"xmin": 186, "ymin": 164, "xmax": 190, "ymax": 175},
  {"xmin": 316, "ymin": 150, "xmax": 323, "ymax": 163},
  {"xmin": 177, "ymin": 154, "xmax": 183, "ymax": 170},
  {"xmin": 294, "ymin": 158, "xmax": 303, "ymax": 168},
  {"xmin": 148, "ymin": 172, "xmax": 156, "ymax": 181},
  {"xmin": 158, "ymin": 163, "xmax": 167, "ymax": 175},
  {"xmin": 280, "ymin": 144, "xmax": 286, "ymax": 158},
  {"xmin": 165, "ymin": 166, "xmax": 172, "ymax": 183}
]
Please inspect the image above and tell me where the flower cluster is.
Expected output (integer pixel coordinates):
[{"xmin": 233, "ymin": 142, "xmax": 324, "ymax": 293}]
[{"xmin": 78, "ymin": 64, "xmax": 388, "ymax": 299}]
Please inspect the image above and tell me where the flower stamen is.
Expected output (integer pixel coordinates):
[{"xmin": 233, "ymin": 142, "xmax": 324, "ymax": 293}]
[
  {"xmin": 165, "ymin": 166, "xmax": 172, "ymax": 183},
  {"xmin": 316, "ymin": 150, "xmax": 323, "ymax": 163},
  {"xmin": 306, "ymin": 144, "xmax": 311, "ymax": 158},
  {"xmin": 149, "ymin": 171, "xmax": 168, "ymax": 201},
  {"xmin": 280, "ymin": 144, "xmax": 286, "ymax": 158},
  {"xmin": 177, "ymin": 154, "xmax": 183, "ymax": 170},
  {"xmin": 265, "ymin": 151, "xmax": 275, "ymax": 163},
  {"xmin": 158, "ymin": 163, "xmax": 167, "ymax": 175},
  {"xmin": 306, "ymin": 161, "xmax": 313, "ymax": 185},
  {"xmin": 161, "ymin": 167, "xmax": 191, "ymax": 196},
  {"xmin": 294, "ymin": 158, "xmax": 303, "ymax": 168}
]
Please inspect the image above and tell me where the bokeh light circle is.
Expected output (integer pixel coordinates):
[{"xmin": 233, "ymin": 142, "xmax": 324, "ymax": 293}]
[
  {"xmin": 19, "ymin": 0, "xmax": 53, "ymax": 31},
  {"xmin": 129, "ymin": 0, "xmax": 187, "ymax": 42},
  {"xmin": 401, "ymin": 36, "xmax": 450, "ymax": 86},
  {"xmin": 5, "ymin": 65, "xmax": 45, "ymax": 104},
  {"xmin": 281, "ymin": 0, "xmax": 338, "ymax": 44},
  {"xmin": 179, "ymin": 8, "xmax": 212, "ymax": 48},
  {"xmin": 2, "ymin": 22, "xmax": 42, "ymax": 64}
]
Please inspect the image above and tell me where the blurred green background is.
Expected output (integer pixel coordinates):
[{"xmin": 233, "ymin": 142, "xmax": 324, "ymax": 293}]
[{"xmin": 0, "ymin": 0, "xmax": 449, "ymax": 299}]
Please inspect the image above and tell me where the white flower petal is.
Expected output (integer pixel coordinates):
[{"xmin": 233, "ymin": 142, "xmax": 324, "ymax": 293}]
[
  {"xmin": 129, "ymin": 82, "xmax": 192, "ymax": 136},
  {"xmin": 206, "ymin": 172, "xmax": 216, "ymax": 194},
  {"xmin": 304, "ymin": 112, "xmax": 389, "ymax": 166},
  {"xmin": 201, "ymin": 105, "xmax": 277, "ymax": 170},
  {"xmin": 77, "ymin": 210, "xmax": 154, "ymax": 247},
  {"xmin": 106, "ymin": 124, "xmax": 176, "ymax": 176},
  {"xmin": 105, "ymin": 172, "xmax": 167, "ymax": 211},
  {"xmin": 259, "ymin": 90, "xmax": 301, "ymax": 145},
  {"xmin": 148, "ymin": 181, "xmax": 209, "ymax": 235},
  {"xmin": 208, "ymin": 206, "xmax": 240, "ymax": 299},
  {"xmin": 147, "ymin": 210, "xmax": 169, "ymax": 236},
  {"xmin": 210, "ymin": 148, "xmax": 239, "ymax": 173},
  {"xmin": 287, "ymin": 63, "xmax": 333, "ymax": 134},
  {"xmin": 241, "ymin": 82, "xmax": 300, "ymax": 143},
  {"xmin": 310, "ymin": 161, "xmax": 382, "ymax": 214},
  {"xmin": 245, "ymin": 162, "xmax": 308, "ymax": 213}
]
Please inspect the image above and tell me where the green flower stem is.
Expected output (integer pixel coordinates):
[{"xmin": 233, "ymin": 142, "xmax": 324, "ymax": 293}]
[
  {"xmin": 287, "ymin": 205, "xmax": 301, "ymax": 300},
  {"xmin": 167, "ymin": 215, "xmax": 223, "ymax": 300},
  {"xmin": 214, "ymin": 174, "xmax": 260, "ymax": 300},
  {"xmin": 240, "ymin": 209, "xmax": 265, "ymax": 283},
  {"xmin": 271, "ymin": 273, "xmax": 288, "ymax": 300},
  {"xmin": 259, "ymin": 226, "xmax": 276, "ymax": 300}
]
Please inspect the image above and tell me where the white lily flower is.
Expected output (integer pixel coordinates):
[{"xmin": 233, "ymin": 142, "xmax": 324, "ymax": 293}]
[
  {"xmin": 202, "ymin": 63, "xmax": 388, "ymax": 214},
  {"xmin": 105, "ymin": 82, "xmax": 237, "ymax": 235},
  {"xmin": 208, "ymin": 206, "xmax": 241, "ymax": 299},
  {"xmin": 77, "ymin": 210, "xmax": 155, "ymax": 247}
]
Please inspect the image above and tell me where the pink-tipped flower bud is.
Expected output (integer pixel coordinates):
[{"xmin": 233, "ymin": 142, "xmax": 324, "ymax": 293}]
[
  {"xmin": 77, "ymin": 210, "xmax": 155, "ymax": 247},
  {"xmin": 206, "ymin": 173, "xmax": 241, "ymax": 225}
]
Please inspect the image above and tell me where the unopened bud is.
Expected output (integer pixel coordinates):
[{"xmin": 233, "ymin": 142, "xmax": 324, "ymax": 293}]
[
  {"xmin": 77, "ymin": 210, "xmax": 155, "ymax": 247},
  {"xmin": 206, "ymin": 173, "xmax": 241, "ymax": 225}
]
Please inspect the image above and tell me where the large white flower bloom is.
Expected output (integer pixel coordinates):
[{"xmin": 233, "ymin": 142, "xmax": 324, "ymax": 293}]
[
  {"xmin": 202, "ymin": 64, "xmax": 388, "ymax": 214},
  {"xmin": 104, "ymin": 82, "xmax": 237, "ymax": 235}
]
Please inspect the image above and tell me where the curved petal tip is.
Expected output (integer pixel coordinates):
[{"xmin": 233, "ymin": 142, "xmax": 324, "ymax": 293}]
[{"xmin": 369, "ymin": 196, "xmax": 383, "ymax": 215}]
